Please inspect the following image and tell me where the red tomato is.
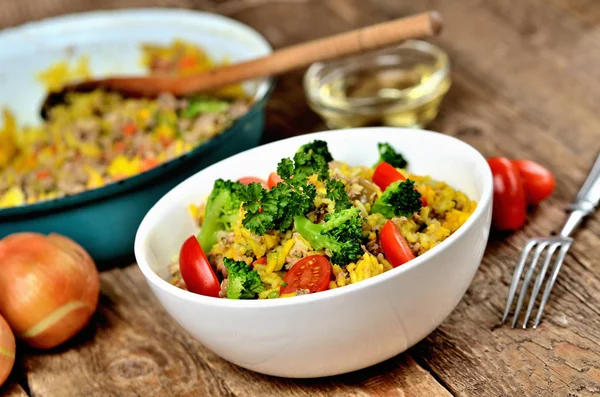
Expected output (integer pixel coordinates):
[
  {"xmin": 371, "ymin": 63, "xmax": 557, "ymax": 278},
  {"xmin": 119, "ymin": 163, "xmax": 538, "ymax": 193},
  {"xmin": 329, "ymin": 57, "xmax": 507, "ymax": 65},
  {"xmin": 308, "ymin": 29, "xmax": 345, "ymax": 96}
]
[
  {"xmin": 373, "ymin": 162, "xmax": 427, "ymax": 206},
  {"xmin": 512, "ymin": 159, "xmax": 555, "ymax": 205},
  {"xmin": 280, "ymin": 255, "xmax": 331, "ymax": 294},
  {"xmin": 267, "ymin": 172, "xmax": 283, "ymax": 189},
  {"xmin": 179, "ymin": 236, "xmax": 221, "ymax": 297},
  {"xmin": 380, "ymin": 220, "xmax": 416, "ymax": 268},
  {"xmin": 488, "ymin": 157, "xmax": 527, "ymax": 231},
  {"xmin": 237, "ymin": 177, "xmax": 268, "ymax": 189},
  {"xmin": 373, "ymin": 162, "xmax": 406, "ymax": 190}
]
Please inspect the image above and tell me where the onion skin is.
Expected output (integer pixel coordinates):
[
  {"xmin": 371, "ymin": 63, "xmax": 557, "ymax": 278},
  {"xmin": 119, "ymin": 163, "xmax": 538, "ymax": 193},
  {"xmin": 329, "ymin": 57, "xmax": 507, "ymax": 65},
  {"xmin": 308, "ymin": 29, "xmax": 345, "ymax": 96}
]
[
  {"xmin": 0, "ymin": 233, "xmax": 99, "ymax": 349},
  {"xmin": 0, "ymin": 314, "xmax": 15, "ymax": 387}
]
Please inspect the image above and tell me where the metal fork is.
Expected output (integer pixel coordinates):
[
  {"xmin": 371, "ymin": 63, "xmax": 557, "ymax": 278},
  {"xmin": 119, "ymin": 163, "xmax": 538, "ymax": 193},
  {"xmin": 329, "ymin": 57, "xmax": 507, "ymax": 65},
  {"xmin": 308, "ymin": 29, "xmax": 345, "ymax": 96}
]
[{"xmin": 502, "ymin": 152, "xmax": 600, "ymax": 329}]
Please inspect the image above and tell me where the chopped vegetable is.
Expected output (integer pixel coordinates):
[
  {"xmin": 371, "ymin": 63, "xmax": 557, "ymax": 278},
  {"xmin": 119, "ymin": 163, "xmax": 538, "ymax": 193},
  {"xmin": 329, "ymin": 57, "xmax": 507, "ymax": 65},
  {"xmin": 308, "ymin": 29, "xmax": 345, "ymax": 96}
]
[
  {"xmin": 280, "ymin": 255, "xmax": 331, "ymax": 294},
  {"xmin": 297, "ymin": 140, "xmax": 334, "ymax": 163},
  {"xmin": 223, "ymin": 257, "xmax": 265, "ymax": 299},
  {"xmin": 376, "ymin": 142, "xmax": 408, "ymax": 169},
  {"xmin": 294, "ymin": 208, "xmax": 364, "ymax": 266},
  {"xmin": 184, "ymin": 97, "xmax": 231, "ymax": 118},
  {"xmin": 380, "ymin": 220, "xmax": 415, "ymax": 267},
  {"xmin": 179, "ymin": 236, "xmax": 221, "ymax": 298},
  {"xmin": 371, "ymin": 179, "xmax": 423, "ymax": 218},
  {"xmin": 237, "ymin": 176, "xmax": 268, "ymax": 189},
  {"xmin": 372, "ymin": 161, "xmax": 406, "ymax": 191},
  {"xmin": 267, "ymin": 172, "xmax": 283, "ymax": 189},
  {"xmin": 197, "ymin": 179, "xmax": 246, "ymax": 252}
]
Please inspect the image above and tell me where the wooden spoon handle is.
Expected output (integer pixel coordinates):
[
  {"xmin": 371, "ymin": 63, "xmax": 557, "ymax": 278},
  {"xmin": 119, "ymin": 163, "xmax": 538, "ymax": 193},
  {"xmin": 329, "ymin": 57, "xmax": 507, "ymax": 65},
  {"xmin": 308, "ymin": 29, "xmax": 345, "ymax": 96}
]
[{"xmin": 180, "ymin": 11, "xmax": 442, "ymax": 94}]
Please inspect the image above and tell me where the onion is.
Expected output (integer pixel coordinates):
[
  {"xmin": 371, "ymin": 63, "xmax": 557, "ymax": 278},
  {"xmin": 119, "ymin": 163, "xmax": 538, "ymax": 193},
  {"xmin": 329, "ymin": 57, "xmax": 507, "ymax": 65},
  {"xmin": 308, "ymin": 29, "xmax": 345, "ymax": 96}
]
[
  {"xmin": 0, "ymin": 314, "xmax": 15, "ymax": 387},
  {"xmin": 0, "ymin": 233, "xmax": 99, "ymax": 349}
]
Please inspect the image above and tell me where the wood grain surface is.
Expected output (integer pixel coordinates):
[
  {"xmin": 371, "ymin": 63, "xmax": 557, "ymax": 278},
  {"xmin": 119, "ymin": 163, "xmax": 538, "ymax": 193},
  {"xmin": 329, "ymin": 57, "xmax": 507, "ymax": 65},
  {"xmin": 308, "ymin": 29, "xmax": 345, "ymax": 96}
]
[{"xmin": 1, "ymin": 0, "xmax": 600, "ymax": 396}]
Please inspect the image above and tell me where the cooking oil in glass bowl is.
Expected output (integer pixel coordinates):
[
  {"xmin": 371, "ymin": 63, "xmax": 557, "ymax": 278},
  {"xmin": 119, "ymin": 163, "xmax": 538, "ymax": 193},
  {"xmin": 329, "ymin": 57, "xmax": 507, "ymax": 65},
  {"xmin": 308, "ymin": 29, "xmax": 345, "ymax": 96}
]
[{"xmin": 304, "ymin": 40, "xmax": 451, "ymax": 129}]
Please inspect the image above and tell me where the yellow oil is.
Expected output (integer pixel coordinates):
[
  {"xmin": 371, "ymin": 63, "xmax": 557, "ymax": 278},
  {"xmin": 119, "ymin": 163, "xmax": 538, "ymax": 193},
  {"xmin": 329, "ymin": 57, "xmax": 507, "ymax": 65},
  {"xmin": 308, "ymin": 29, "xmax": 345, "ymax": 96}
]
[{"xmin": 310, "ymin": 64, "xmax": 450, "ymax": 129}]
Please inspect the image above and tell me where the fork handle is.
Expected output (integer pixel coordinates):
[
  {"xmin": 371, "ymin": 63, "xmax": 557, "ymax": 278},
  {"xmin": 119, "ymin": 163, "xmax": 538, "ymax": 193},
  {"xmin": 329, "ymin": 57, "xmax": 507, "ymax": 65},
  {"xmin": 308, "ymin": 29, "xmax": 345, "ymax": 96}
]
[{"xmin": 560, "ymin": 152, "xmax": 600, "ymax": 237}]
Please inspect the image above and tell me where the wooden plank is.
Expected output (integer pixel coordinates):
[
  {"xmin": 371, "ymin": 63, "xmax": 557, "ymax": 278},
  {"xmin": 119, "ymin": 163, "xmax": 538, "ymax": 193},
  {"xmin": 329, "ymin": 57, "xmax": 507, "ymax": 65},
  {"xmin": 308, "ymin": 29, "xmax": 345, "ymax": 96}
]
[
  {"xmin": 547, "ymin": 0, "xmax": 600, "ymax": 25},
  {"xmin": 0, "ymin": 382, "xmax": 28, "ymax": 397}
]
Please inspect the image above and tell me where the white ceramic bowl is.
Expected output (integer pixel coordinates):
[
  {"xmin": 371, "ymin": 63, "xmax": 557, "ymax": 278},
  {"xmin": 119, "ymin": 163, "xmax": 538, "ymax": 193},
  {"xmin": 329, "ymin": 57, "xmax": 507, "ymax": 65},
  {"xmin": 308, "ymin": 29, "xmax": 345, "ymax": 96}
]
[{"xmin": 134, "ymin": 128, "xmax": 493, "ymax": 378}]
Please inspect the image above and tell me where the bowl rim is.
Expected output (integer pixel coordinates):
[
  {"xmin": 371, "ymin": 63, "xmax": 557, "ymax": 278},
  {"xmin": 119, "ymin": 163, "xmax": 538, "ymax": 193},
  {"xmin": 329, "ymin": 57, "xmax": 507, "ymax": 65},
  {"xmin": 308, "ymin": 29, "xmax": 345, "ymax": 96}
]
[
  {"xmin": 134, "ymin": 127, "xmax": 493, "ymax": 308},
  {"xmin": 0, "ymin": 8, "xmax": 274, "ymax": 219}
]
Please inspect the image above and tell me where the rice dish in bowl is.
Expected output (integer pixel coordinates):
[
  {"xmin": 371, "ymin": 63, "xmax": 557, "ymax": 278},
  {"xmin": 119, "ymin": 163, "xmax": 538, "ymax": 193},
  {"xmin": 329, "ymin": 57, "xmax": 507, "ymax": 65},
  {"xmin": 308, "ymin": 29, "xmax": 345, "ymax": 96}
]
[
  {"xmin": 134, "ymin": 128, "xmax": 493, "ymax": 378},
  {"xmin": 166, "ymin": 139, "xmax": 477, "ymax": 300}
]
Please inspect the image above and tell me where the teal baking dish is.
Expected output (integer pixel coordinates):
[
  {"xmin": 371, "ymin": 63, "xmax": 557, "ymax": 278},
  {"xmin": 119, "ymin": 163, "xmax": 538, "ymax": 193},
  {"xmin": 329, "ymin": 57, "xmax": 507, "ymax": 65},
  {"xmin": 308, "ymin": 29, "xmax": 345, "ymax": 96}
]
[
  {"xmin": 0, "ymin": 9, "xmax": 274, "ymax": 264},
  {"xmin": 0, "ymin": 94, "xmax": 271, "ymax": 265}
]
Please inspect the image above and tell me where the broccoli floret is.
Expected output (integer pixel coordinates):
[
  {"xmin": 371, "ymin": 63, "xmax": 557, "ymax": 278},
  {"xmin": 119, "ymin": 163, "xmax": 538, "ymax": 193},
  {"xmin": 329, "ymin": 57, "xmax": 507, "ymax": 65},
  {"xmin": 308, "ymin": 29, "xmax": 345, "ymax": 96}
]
[
  {"xmin": 371, "ymin": 179, "xmax": 422, "ymax": 218},
  {"xmin": 376, "ymin": 142, "xmax": 408, "ymax": 169},
  {"xmin": 223, "ymin": 258, "xmax": 265, "ymax": 299},
  {"xmin": 197, "ymin": 179, "xmax": 246, "ymax": 252},
  {"xmin": 242, "ymin": 180, "xmax": 314, "ymax": 235},
  {"xmin": 298, "ymin": 140, "xmax": 334, "ymax": 163},
  {"xmin": 294, "ymin": 207, "xmax": 364, "ymax": 266}
]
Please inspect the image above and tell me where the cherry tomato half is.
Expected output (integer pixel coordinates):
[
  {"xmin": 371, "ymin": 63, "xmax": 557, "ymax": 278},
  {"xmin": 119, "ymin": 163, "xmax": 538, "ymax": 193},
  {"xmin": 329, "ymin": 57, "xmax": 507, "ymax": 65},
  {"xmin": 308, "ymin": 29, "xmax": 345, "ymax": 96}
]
[
  {"xmin": 237, "ymin": 177, "xmax": 268, "ymax": 189},
  {"xmin": 373, "ymin": 162, "xmax": 406, "ymax": 190},
  {"xmin": 267, "ymin": 172, "xmax": 283, "ymax": 189},
  {"xmin": 512, "ymin": 159, "xmax": 555, "ymax": 205},
  {"xmin": 280, "ymin": 255, "xmax": 331, "ymax": 295},
  {"xmin": 488, "ymin": 157, "xmax": 527, "ymax": 231},
  {"xmin": 373, "ymin": 162, "xmax": 427, "ymax": 206},
  {"xmin": 380, "ymin": 220, "xmax": 416, "ymax": 268},
  {"xmin": 179, "ymin": 236, "xmax": 221, "ymax": 297}
]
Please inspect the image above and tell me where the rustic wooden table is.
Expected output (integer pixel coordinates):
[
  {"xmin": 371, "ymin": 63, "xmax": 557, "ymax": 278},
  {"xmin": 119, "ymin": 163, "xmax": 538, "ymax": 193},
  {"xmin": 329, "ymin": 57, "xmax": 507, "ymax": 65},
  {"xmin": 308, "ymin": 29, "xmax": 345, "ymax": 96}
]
[{"xmin": 2, "ymin": 0, "xmax": 600, "ymax": 396}]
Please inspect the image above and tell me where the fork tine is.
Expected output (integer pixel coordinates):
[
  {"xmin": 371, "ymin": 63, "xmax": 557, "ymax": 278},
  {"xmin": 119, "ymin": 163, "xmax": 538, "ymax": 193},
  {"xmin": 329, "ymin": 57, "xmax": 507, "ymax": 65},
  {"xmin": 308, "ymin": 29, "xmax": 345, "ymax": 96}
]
[
  {"xmin": 533, "ymin": 242, "xmax": 572, "ymax": 328},
  {"xmin": 503, "ymin": 239, "xmax": 537, "ymax": 323},
  {"xmin": 511, "ymin": 241, "xmax": 549, "ymax": 328},
  {"xmin": 522, "ymin": 242, "xmax": 560, "ymax": 328}
]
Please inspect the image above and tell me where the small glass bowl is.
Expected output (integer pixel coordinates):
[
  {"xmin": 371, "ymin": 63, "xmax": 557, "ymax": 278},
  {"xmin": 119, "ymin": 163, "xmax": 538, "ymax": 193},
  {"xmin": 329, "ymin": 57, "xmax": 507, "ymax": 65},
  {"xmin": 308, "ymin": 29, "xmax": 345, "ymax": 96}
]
[{"xmin": 303, "ymin": 40, "xmax": 451, "ymax": 129}]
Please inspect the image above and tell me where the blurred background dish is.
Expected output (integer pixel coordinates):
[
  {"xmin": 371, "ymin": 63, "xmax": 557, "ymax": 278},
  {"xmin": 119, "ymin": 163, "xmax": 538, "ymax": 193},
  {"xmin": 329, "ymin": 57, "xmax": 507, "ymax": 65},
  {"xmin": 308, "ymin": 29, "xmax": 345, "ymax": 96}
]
[{"xmin": 0, "ymin": 8, "xmax": 274, "ymax": 264}]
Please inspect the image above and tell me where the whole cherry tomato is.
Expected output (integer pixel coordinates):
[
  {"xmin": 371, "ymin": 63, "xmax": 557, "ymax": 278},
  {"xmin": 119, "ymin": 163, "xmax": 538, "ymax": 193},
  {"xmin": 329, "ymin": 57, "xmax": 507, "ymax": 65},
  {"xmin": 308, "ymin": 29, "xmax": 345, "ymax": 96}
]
[
  {"xmin": 488, "ymin": 157, "xmax": 527, "ymax": 231},
  {"xmin": 512, "ymin": 159, "xmax": 555, "ymax": 205}
]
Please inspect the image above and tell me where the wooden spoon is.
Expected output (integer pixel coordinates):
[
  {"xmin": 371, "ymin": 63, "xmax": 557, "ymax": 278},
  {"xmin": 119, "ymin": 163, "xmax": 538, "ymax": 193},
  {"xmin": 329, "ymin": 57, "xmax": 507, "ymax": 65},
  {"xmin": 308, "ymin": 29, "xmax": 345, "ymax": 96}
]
[{"xmin": 41, "ymin": 11, "xmax": 442, "ymax": 118}]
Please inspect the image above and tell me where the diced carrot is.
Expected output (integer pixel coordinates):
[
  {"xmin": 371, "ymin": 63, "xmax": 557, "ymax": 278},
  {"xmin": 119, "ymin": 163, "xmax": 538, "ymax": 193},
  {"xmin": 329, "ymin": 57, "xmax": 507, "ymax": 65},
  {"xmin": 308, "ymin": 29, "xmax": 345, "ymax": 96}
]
[
  {"xmin": 178, "ymin": 54, "xmax": 198, "ymax": 69},
  {"xmin": 113, "ymin": 140, "xmax": 126, "ymax": 153},
  {"xmin": 253, "ymin": 257, "xmax": 267, "ymax": 266},
  {"xmin": 141, "ymin": 158, "xmax": 159, "ymax": 172},
  {"xmin": 160, "ymin": 136, "xmax": 173, "ymax": 148},
  {"xmin": 122, "ymin": 122, "xmax": 137, "ymax": 137},
  {"xmin": 35, "ymin": 169, "xmax": 51, "ymax": 180}
]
